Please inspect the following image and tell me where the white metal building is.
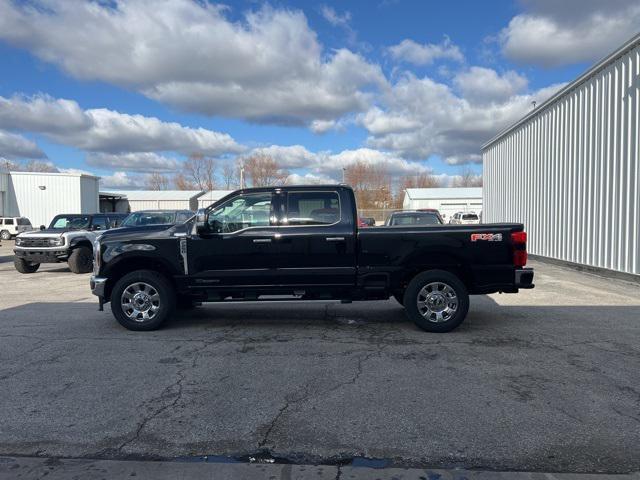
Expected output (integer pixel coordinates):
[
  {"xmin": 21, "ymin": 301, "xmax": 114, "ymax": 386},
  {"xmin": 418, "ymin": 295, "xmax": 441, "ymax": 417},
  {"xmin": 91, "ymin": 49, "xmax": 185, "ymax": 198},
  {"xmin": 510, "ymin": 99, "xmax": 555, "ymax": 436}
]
[
  {"xmin": 403, "ymin": 187, "xmax": 483, "ymax": 221},
  {"xmin": 0, "ymin": 171, "xmax": 100, "ymax": 228},
  {"xmin": 100, "ymin": 190, "xmax": 205, "ymax": 212},
  {"xmin": 483, "ymin": 33, "xmax": 640, "ymax": 276},
  {"xmin": 197, "ymin": 190, "xmax": 232, "ymax": 209}
]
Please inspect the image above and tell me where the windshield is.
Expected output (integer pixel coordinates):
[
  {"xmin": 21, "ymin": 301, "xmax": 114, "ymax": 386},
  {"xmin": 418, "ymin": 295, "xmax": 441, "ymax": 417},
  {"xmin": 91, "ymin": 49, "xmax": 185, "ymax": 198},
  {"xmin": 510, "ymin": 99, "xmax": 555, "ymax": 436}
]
[
  {"xmin": 390, "ymin": 213, "xmax": 441, "ymax": 226},
  {"xmin": 48, "ymin": 215, "xmax": 91, "ymax": 230},
  {"xmin": 17, "ymin": 218, "xmax": 31, "ymax": 226},
  {"xmin": 121, "ymin": 211, "xmax": 175, "ymax": 227}
]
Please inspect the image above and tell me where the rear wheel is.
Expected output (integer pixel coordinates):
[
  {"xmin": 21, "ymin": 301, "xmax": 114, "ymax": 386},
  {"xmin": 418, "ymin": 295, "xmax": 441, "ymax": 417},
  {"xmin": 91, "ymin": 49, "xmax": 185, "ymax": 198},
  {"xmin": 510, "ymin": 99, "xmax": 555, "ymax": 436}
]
[
  {"xmin": 1, "ymin": 230, "xmax": 11, "ymax": 240},
  {"xmin": 14, "ymin": 257, "xmax": 40, "ymax": 274},
  {"xmin": 68, "ymin": 246, "xmax": 93, "ymax": 273},
  {"xmin": 111, "ymin": 270, "xmax": 175, "ymax": 331},
  {"xmin": 404, "ymin": 270, "xmax": 469, "ymax": 333}
]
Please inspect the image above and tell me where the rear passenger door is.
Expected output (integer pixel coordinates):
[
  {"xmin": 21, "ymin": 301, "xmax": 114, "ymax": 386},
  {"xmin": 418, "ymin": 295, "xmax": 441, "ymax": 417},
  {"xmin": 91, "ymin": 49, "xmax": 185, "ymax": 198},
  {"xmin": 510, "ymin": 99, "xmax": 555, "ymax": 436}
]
[{"xmin": 277, "ymin": 189, "xmax": 356, "ymax": 287}]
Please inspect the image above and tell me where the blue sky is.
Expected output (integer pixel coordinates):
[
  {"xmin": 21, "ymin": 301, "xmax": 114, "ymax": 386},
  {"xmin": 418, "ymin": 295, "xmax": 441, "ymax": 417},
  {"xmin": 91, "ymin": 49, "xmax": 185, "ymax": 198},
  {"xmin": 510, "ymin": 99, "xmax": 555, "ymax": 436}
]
[{"xmin": 0, "ymin": 0, "xmax": 638, "ymax": 188}]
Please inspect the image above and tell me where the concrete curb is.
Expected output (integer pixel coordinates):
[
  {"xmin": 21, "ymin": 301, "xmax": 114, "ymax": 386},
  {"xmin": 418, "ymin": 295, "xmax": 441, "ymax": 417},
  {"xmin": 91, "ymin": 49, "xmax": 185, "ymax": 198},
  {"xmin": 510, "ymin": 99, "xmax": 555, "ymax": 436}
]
[{"xmin": 1, "ymin": 457, "xmax": 639, "ymax": 480}]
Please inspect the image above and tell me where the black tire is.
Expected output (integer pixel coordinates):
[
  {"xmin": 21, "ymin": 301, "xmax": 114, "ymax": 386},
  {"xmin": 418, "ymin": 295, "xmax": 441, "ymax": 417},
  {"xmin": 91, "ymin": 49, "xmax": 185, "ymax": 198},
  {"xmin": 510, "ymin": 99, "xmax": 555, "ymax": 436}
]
[
  {"xmin": 68, "ymin": 246, "xmax": 93, "ymax": 274},
  {"xmin": 14, "ymin": 257, "xmax": 40, "ymax": 274},
  {"xmin": 111, "ymin": 270, "xmax": 175, "ymax": 331},
  {"xmin": 404, "ymin": 270, "xmax": 469, "ymax": 333},
  {"xmin": 1, "ymin": 230, "xmax": 11, "ymax": 240}
]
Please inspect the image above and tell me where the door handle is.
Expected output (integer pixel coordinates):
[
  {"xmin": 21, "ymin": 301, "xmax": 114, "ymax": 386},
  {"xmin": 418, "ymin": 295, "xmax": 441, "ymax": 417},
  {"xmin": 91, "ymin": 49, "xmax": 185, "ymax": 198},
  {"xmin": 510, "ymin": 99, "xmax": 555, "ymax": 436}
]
[
  {"xmin": 326, "ymin": 237, "xmax": 345, "ymax": 242},
  {"xmin": 253, "ymin": 238, "xmax": 272, "ymax": 243}
]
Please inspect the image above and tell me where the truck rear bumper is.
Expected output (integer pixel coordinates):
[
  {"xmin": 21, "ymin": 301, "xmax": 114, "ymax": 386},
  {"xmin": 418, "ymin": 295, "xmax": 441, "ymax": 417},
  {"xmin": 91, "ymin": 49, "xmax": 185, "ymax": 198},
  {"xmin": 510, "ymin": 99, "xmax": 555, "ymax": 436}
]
[{"xmin": 515, "ymin": 268, "xmax": 535, "ymax": 289}]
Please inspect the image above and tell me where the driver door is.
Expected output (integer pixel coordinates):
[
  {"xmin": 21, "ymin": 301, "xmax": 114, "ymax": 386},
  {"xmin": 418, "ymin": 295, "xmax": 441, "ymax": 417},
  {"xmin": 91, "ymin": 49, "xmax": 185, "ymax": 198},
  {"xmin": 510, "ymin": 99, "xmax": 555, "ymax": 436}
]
[{"xmin": 187, "ymin": 191, "xmax": 283, "ymax": 288}]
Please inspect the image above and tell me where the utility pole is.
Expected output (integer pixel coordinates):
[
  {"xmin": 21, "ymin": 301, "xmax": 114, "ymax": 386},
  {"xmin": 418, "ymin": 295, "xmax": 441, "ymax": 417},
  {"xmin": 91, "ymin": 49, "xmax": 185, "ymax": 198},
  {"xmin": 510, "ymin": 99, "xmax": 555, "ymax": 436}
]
[
  {"xmin": 239, "ymin": 165, "xmax": 245, "ymax": 189},
  {"xmin": 342, "ymin": 167, "xmax": 346, "ymax": 183}
]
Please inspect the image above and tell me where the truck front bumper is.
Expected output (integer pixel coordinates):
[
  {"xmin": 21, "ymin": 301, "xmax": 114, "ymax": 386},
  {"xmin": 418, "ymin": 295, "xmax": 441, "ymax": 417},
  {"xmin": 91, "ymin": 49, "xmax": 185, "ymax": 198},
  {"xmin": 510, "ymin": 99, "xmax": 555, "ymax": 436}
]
[
  {"xmin": 90, "ymin": 276, "xmax": 107, "ymax": 297},
  {"xmin": 515, "ymin": 268, "xmax": 535, "ymax": 289},
  {"xmin": 14, "ymin": 248, "xmax": 68, "ymax": 263}
]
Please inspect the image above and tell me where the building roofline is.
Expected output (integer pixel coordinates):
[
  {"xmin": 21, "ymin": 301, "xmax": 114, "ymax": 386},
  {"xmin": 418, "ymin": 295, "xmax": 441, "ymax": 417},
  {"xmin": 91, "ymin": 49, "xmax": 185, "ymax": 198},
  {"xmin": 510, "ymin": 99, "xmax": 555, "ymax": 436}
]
[
  {"xmin": 8, "ymin": 170, "xmax": 100, "ymax": 180},
  {"xmin": 482, "ymin": 31, "xmax": 640, "ymax": 150}
]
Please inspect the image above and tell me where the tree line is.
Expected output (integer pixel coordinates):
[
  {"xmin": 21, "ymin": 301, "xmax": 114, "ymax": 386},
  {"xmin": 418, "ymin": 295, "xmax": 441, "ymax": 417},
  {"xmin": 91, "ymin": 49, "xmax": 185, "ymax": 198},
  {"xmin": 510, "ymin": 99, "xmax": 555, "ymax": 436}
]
[{"xmin": 146, "ymin": 153, "xmax": 482, "ymax": 210}]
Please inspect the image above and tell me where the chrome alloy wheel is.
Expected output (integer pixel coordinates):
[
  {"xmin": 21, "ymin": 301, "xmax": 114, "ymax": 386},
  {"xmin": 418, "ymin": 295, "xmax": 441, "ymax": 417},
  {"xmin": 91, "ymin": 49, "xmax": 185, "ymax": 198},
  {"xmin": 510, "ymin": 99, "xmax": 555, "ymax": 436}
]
[
  {"xmin": 121, "ymin": 282, "xmax": 161, "ymax": 322},
  {"xmin": 416, "ymin": 282, "xmax": 458, "ymax": 323}
]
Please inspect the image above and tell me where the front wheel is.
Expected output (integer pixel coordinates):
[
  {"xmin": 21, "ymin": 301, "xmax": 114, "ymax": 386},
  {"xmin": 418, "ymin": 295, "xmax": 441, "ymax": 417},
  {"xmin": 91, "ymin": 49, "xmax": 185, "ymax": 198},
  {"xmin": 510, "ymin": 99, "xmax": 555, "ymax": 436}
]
[
  {"xmin": 68, "ymin": 246, "xmax": 93, "ymax": 274},
  {"xmin": 111, "ymin": 270, "xmax": 175, "ymax": 331},
  {"xmin": 14, "ymin": 257, "xmax": 40, "ymax": 273},
  {"xmin": 404, "ymin": 270, "xmax": 469, "ymax": 333}
]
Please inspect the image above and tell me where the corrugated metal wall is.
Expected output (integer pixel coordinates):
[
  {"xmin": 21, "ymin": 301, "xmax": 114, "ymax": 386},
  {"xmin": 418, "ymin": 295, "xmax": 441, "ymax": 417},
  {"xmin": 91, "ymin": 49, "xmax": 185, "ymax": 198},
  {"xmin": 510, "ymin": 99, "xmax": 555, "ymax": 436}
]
[{"xmin": 483, "ymin": 39, "xmax": 640, "ymax": 275}]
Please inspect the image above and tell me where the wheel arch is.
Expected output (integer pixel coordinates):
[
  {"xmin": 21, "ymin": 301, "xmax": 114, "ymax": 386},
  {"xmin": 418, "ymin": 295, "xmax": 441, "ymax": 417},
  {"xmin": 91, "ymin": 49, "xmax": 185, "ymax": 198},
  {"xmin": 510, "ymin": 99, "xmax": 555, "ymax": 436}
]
[{"xmin": 103, "ymin": 256, "xmax": 178, "ymax": 302}]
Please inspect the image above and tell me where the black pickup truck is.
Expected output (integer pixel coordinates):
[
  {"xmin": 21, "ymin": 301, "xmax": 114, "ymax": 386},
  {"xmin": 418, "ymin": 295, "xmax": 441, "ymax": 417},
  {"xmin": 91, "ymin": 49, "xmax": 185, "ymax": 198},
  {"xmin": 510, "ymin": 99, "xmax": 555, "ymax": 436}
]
[{"xmin": 91, "ymin": 185, "xmax": 533, "ymax": 332}]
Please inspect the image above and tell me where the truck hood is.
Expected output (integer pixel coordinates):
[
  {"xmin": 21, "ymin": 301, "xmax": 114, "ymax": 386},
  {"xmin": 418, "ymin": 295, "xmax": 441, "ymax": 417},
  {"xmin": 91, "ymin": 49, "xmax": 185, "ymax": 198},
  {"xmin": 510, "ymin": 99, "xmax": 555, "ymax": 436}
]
[
  {"xmin": 17, "ymin": 229, "xmax": 64, "ymax": 238},
  {"xmin": 98, "ymin": 223, "xmax": 179, "ymax": 241}
]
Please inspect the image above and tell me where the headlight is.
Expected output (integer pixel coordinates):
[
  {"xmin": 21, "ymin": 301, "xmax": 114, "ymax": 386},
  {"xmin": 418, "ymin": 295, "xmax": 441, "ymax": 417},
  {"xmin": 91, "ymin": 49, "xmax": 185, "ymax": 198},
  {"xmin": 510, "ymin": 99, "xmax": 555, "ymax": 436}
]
[
  {"xmin": 48, "ymin": 237, "xmax": 64, "ymax": 247},
  {"xmin": 15, "ymin": 237, "xmax": 22, "ymax": 246}
]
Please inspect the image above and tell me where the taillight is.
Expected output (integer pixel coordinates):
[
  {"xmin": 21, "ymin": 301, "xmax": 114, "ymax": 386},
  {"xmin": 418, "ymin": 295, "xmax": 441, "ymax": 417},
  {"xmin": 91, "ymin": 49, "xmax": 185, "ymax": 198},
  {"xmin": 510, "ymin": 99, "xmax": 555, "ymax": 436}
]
[{"xmin": 511, "ymin": 231, "xmax": 527, "ymax": 267}]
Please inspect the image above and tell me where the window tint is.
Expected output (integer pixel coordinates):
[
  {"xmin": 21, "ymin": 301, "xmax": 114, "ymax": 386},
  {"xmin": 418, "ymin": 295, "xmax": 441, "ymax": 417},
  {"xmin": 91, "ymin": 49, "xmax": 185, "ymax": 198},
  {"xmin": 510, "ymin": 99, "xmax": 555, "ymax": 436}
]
[
  {"xmin": 175, "ymin": 212, "xmax": 192, "ymax": 223},
  {"xmin": 286, "ymin": 191, "xmax": 340, "ymax": 226},
  {"xmin": 391, "ymin": 213, "xmax": 441, "ymax": 226},
  {"xmin": 5, "ymin": 218, "xmax": 14, "ymax": 225},
  {"xmin": 91, "ymin": 216, "xmax": 109, "ymax": 230},
  {"xmin": 208, "ymin": 192, "xmax": 272, "ymax": 233},
  {"xmin": 463, "ymin": 214, "xmax": 479, "ymax": 220},
  {"xmin": 17, "ymin": 218, "xmax": 31, "ymax": 226}
]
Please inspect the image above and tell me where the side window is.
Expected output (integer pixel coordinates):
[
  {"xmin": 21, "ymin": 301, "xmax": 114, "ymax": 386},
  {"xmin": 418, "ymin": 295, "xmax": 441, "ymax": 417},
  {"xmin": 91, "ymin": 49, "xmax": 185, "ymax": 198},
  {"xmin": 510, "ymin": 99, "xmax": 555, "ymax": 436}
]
[
  {"xmin": 91, "ymin": 216, "xmax": 109, "ymax": 230},
  {"xmin": 5, "ymin": 218, "xmax": 14, "ymax": 225},
  {"xmin": 208, "ymin": 192, "xmax": 273, "ymax": 233},
  {"xmin": 286, "ymin": 191, "xmax": 340, "ymax": 226}
]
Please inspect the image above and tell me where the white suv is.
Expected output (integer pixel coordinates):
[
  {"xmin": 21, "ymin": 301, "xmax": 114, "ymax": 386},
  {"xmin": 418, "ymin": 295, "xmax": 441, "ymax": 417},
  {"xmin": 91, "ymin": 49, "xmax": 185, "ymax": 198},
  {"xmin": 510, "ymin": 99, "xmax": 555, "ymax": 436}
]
[
  {"xmin": 449, "ymin": 212, "xmax": 480, "ymax": 225},
  {"xmin": 0, "ymin": 217, "xmax": 33, "ymax": 240}
]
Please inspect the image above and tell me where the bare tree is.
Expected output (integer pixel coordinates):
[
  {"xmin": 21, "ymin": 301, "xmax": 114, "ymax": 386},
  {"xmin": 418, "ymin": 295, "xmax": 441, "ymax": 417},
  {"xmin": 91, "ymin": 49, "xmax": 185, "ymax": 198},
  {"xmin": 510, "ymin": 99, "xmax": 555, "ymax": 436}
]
[
  {"xmin": 243, "ymin": 153, "xmax": 289, "ymax": 187},
  {"xmin": 173, "ymin": 172, "xmax": 196, "ymax": 190},
  {"xmin": 146, "ymin": 172, "xmax": 169, "ymax": 190},
  {"xmin": 22, "ymin": 160, "xmax": 58, "ymax": 173},
  {"xmin": 184, "ymin": 153, "xmax": 216, "ymax": 191},
  {"xmin": 344, "ymin": 161, "xmax": 394, "ymax": 210},
  {"xmin": 221, "ymin": 162, "xmax": 239, "ymax": 189},
  {"xmin": 452, "ymin": 167, "xmax": 483, "ymax": 187},
  {"xmin": 401, "ymin": 172, "xmax": 442, "ymax": 189}
]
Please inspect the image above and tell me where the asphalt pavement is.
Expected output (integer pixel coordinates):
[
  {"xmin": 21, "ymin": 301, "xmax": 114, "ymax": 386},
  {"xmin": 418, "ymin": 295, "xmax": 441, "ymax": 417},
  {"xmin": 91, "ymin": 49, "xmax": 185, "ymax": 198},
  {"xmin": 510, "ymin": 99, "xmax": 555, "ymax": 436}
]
[{"xmin": 0, "ymin": 240, "xmax": 639, "ymax": 475}]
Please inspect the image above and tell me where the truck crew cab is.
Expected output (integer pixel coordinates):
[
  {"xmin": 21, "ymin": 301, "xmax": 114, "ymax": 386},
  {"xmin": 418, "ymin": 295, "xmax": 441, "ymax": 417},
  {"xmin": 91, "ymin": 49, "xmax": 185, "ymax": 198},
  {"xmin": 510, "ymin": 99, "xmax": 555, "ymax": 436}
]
[
  {"xmin": 14, "ymin": 213, "xmax": 127, "ymax": 274},
  {"xmin": 91, "ymin": 185, "xmax": 534, "ymax": 333}
]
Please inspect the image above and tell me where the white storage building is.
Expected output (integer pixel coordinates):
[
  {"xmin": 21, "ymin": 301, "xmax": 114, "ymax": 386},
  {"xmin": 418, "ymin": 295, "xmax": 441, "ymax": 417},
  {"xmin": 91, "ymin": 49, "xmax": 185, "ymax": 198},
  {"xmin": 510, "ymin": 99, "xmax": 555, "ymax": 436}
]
[
  {"xmin": 0, "ymin": 171, "xmax": 100, "ymax": 228},
  {"xmin": 403, "ymin": 187, "xmax": 483, "ymax": 222},
  {"xmin": 100, "ymin": 190, "xmax": 205, "ymax": 212},
  {"xmin": 197, "ymin": 190, "xmax": 232, "ymax": 209},
  {"xmin": 482, "ymin": 33, "xmax": 640, "ymax": 277}
]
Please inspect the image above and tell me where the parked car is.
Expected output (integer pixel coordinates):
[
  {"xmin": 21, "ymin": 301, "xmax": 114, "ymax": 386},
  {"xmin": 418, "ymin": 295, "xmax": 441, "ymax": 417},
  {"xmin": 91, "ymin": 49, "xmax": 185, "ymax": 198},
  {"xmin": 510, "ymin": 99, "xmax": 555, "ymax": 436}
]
[
  {"xmin": 119, "ymin": 210, "xmax": 194, "ymax": 227},
  {"xmin": 0, "ymin": 217, "xmax": 33, "ymax": 240},
  {"xmin": 449, "ymin": 212, "xmax": 480, "ymax": 225},
  {"xmin": 91, "ymin": 185, "xmax": 534, "ymax": 333},
  {"xmin": 358, "ymin": 217, "xmax": 376, "ymax": 228},
  {"xmin": 13, "ymin": 213, "xmax": 125, "ymax": 274},
  {"xmin": 385, "ymin": 210, "xmax": 443, "ymax": 226}
]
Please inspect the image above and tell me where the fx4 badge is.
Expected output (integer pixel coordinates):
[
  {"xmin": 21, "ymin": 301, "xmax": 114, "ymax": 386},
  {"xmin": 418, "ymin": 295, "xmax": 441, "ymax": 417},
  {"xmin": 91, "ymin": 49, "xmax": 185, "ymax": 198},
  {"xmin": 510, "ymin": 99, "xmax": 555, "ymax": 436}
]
[{"xmin": 471, "ymin": 233, "xmax": 503, "ymax": 242}]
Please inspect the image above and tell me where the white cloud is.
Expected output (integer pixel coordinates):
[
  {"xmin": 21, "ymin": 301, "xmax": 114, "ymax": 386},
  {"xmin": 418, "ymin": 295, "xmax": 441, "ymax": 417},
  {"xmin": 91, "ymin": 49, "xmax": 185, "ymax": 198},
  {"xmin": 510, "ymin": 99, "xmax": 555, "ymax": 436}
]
[
  {"xmin": 249, "ymin": 145, "xmax": 431, "ymax": 178},
  {"xmin": 287, "ymin": 172, "xmax": 338, "ymax": 185},
  {"xmin": 387, "ymin": 37, "xmax": 464, "ymax": 66},
  {"xmin": 500, "ymin": 0, "xmax": 640, "ymax": 66},
  {"xmin": 0, "ymin": 129, "xmax": 45, "ymax": 160},
  {"xmin": 0, "ymin": 94, "xmax": 243, "ymax": 156},
  {"xmin": 319, "ymin": 5, "xmax": 352, "ymax": 28},
  {"xmin": 0, "ymin": 1, "xmax": 385, "ymax": 125},
  {"xmin": 453, "ymin": 67, "xmax": 528, "ymax": 104},
  {"xmin": 86, "ymin": 152, "xmax": 182, "ymax": 173},
  {"xmin": 360, "ymin": 72, "xmax": 565, "ymax": 164},
  {"xmin": 100, "ymin": 171, "xmax": 140, "ymax": 188}
]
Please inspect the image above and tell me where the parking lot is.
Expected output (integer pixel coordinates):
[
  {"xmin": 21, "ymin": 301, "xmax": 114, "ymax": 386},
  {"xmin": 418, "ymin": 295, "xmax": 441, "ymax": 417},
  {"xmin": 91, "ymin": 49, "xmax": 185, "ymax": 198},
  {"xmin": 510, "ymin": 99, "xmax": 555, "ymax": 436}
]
[{"xmin": 0, "ymin": 240, "xmax": 639, "ymax": 474}]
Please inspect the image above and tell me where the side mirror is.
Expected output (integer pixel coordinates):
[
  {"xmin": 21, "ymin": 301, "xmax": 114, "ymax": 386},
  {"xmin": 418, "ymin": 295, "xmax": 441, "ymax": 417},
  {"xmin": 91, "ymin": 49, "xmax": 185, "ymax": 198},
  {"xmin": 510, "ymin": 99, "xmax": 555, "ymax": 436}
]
[
  {"xmin": 40, "ymin": 225, "xmax": 45, "ymax": 230},
  {"xmin": 195, "ymin": 208, "xmax": 209, "ymax": 235}
]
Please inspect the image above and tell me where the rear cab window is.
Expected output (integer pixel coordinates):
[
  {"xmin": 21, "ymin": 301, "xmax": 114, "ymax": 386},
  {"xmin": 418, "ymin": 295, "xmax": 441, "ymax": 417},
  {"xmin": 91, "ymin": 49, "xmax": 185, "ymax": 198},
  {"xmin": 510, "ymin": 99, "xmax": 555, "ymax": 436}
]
[
  {"xmin": 17, "ymin": 218, "xmax": 31, "ymax": 226},
  {"xmin": 285, "ymin": 191, "xmax": 341, "ymax": 226}
]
